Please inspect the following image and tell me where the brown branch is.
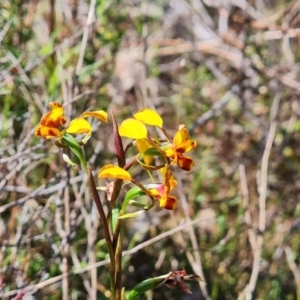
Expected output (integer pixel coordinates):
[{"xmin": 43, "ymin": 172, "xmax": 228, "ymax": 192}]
[
  {"xmin": 239, "ymin": 164, "xmax": 257, "ymax": 252},
  {"xmin": 177, "ymin": 175, "xmax": 211, "ymax": 300},
  {"xmin": 244, "ymin": 90, "xmax": 281, "ymax": 300},
  {"xmin": 285, "ymin": 246, "xmax": 300, "ymax": 299}
]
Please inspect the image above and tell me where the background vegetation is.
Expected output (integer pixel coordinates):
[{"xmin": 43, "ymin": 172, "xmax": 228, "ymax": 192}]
[{"xmin": 1, "ymin": 0, "xmax": 300, "ymax": 299}]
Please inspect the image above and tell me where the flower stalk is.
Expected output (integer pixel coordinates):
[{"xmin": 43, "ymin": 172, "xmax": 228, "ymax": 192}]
[{"xmin": 87, "ymin": 167, "xmax": 117, "ymax": 299}]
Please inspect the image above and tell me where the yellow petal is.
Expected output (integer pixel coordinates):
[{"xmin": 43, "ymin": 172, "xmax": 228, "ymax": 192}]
[
  {"xmin": 98, "ymin": 164, "xmax": 132, "ymax": 180},
  {"xmin": 148, "ymin": 188, "xmax": 161, "ymax": 198},
  {"xmin": 66, "ymin": 118, "xmax": 92, "ymax": 134},
  {"xmin": 81, "ymin": 110, "xmax": 108, "ymax": 122},
  {"xmin": 136, "ymin": 138, "xmax": 153, "ymax": 165},
  {"xmin": 164, "ymin": 147, "xmax": 177, "ymax": 163},
  {"xmin": 134, "ymin": 108, "xmax": 163, "ymax": 127},
  {"xmin": 118, "ymin": 118, "xmax": 147, "ymax": 139},
  {"xmin": 173, "ymin": 125, "xmax": 190, "ymax": 146}
]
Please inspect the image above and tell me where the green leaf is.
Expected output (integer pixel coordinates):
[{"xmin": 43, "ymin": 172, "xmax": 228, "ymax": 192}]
[
  {"xmin": 128, "ymin": 275, "xmax": 167, "ymax": 300},
  {"xmin": 128, "ymin": 200, "xmax": 153, "ymax": 210},
  {"xmin": 143, "ymin": 147, "xmax": 163, "ymax": 156},
  {"xmin": 79, "ymin": 60, "xmax": 103, "ymax": 83},
  {"xmin": 120, "ymin": 186, "xmax": 147, "ymax": 215},
  {"xmin": 119, "ymin": 185, "xmax": 157, "ymax": 219},
  {"xmin": 62, "ymin": 153, "xmax": 77, "ymax": 167},
  {"xmin": 112, "ymin": 208, "xmax": 119, "ymax": 232},
  {"xmin": 62, "ymin": 133, "xmax": 87, "ymax": 172},
  {"xmin": 119, "ymin": 210, "xmax": 145, "ymax": 219}
]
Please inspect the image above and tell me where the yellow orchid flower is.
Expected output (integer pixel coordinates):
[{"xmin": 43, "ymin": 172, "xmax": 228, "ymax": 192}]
[
  {"xmin": 34, "ymin": 102, "xmax": 108, "ymax": 139},
  {"xmin": 117, "ymin": 109, "xmax": 196, "ymax": 172},
  {"xmin": 35, "ymin": 102, "xmax": 66, "ymax": 139},
  {"xmin": 164, "ymin": 125, "xmax": 197, "ymax": 171},
  {"xmin": 148, "ymin": 167, "xmax": 177, "ymax": 210},
  {"xmin": 40, "ymin": 102, "xmax": 67, "ymax": 128}
]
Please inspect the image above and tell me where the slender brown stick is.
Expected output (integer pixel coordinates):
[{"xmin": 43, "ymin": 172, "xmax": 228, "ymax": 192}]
[
  {"xmin": 177, "ymin": 176, "xmax": 210, "ymax": 300},
  {"xmin": 244, "ymin": 91, "xmax": 280, "ymax": 300},
  {"xmin": 62, "ymin": 178, "xmax": 70, "ymax": 300},
  {"xmin": 239, "ymin": 164, "xmax": 257, "ymax": 252},
  {"xmin": 285, "ymin": 246, "xmax": 300, "ymax": 299},
  {"xmin": 75, "ymin": 0, "xmax": 96, "ymax": 75}
]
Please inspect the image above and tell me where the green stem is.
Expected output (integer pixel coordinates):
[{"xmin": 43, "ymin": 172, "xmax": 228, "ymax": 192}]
[
  {"xmin": 159, "ymin": 127, "xmax": 172, "ymax": 143},
  {"xmin": 130, "ymin": 178, "xmax": 153, "ymax": 196},
  {"xmin": 104, "ymin": 156, "xmax": 142, "ymax": 298},
  {"xmin": 88, "ymin": 167, "xmax": 116, "ymax": 299},
  {"xmin": 113, "ymin": 218, "xmax": 122, "ymax": 251},
  {"xmin": 111, "ymin": 156, "xmax": 141, "ymax": 298},
  {"xmin": 110, "ymin": 156, "xmax": 139, "ymax": 250},
  {"xmin": 115, "ymin": 235, "xmax": 123, "ymax": 300}
]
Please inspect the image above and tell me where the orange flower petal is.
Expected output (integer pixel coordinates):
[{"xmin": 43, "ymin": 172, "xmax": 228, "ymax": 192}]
[
  {"xmin": 98, "ymin": 164, "xmax": 132, "ymax": 180},
  {"xmin": 166, "ymin": 175, "xmax": 177, "ymax": 190},
  {"xmin": 163, "ymin": 167, "xmax": 177, "ymax": 193},
  {"xmin": 81, "ymin": 110, "xmax": 108, "ymax": 122},
  {"xmin": 148, "ymin": 168, "xmax": 177, "ymax": 210},
  {"xmin": 66, "ymin": 118, "xmax": 92, "ymax": 134},
  {"xmin": 40, "ymin": 102, "xmax": 66, "ymax": 127},
  {"xmin": 134, "ymin": 108, "xmax": 163, "ymax": 127},
  {"xmin": 159, "ymin": 195, "xmax": 177, "ymax": 210},
  {"xmin": 176, "ymin": 140, "xmax": 197, "ymax": 154},
  {"xmin": 118, "ymin": 118, "xmax": 147, "ymax": 139},
  {"xmin": 177, "ymin": 155, "xmax": 195, "ymax": 171},
  {"xmin": 35, "ymin": 125, "xmax": 61, "ymax": 139},
  {"xmin": 49, "ymin": 102, "xmax": 63, "ymax": 110}
]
